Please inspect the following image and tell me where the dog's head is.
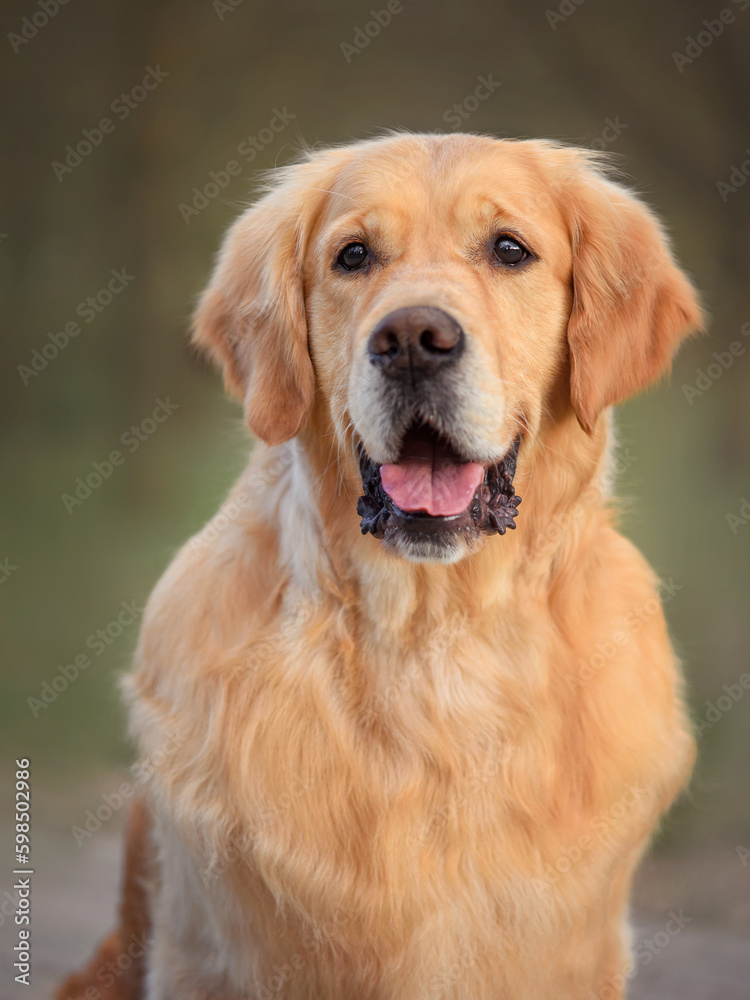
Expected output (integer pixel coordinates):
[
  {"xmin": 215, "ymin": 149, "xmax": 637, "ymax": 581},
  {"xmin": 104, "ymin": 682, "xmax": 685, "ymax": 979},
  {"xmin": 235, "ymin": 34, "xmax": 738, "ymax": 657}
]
[{"xmin": 194, "ymin": 134, "xmax": 702, "ymax": 563}]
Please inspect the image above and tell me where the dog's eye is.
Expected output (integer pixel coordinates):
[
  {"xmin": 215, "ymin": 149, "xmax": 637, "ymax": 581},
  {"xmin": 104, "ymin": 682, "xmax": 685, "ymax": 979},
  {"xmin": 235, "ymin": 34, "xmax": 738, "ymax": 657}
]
[
  {"xmin": 337, "ymin": 242, "xmax": 369, "ymax": 271},
  {"xmin": 493, "ymin": 236, "xmax": 529, "ymax": 266}
]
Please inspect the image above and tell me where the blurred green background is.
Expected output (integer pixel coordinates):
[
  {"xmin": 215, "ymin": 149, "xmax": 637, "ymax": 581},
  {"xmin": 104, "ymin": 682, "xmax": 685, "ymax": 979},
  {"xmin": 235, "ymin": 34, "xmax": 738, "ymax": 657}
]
[{"xmin": 1, "ymin": 0, "xmax": 748, "ymax": 861}]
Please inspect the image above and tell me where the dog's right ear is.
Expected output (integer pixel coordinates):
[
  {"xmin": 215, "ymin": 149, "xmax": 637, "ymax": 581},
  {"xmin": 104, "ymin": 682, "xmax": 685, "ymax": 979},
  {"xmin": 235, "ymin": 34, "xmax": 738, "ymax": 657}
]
[
  {"xmin": 560, "ymin": 153, "xmax": 704, "ymax": 434},
  {"xmin": 193, "ymin": 155, "xmax": 342, "ymax": 445}
]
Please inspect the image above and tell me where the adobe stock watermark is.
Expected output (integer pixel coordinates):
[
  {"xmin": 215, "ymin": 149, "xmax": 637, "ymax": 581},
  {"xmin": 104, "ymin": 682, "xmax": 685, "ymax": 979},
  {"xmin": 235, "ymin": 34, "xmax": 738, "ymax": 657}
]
[
  {"xmin": 340, "ymin": 0, "xmax": 414, "ymax": 63},
  {"xmin": 717, "ymin": 149, "xmax": 750, "ymax": 202},
  {"xmin": 426, "ymin": 942, "xmax": 488, "ymax": 999},
  {"xmin": 442, "ymin": 75, "xmax": 501, "ymax": 129},
  {"xmin": 61, "ymin": 397, "xmax": 179, "ymax": 514},
  {"xmin": 7, "ymin": 0, "xmax": 70, "ymax": 54},
  {"xmin": 407, "ymin": 740, "xmax": 519, "ymax": 848},
  {"xmin": 52, "ymin": 66, "xmax": 169, "ymax": 182},
  {"xmin": 71, "ymin": 730, "xmax": 187, "ymax": 846},
  {"xmin": 248, "ymin": 955, "xmax": 306, "ymax": 1000},
  {"xmin": 27, "ymin": 600, "xmax": 144, "ymax": 718},
  {"xmin": 682, "ymin": 321, "xmax": 750, "ymax": 403},
  {"xmin": 0, "ymin": 885, "xmax": 26, "ymax": 929},
  {"xmin": 178, "ymin": 106, "xmax": 297, "ymax": 223},
  {"xmin": 360, "ymin": 612, "xmax": 470, "ymax": 730},
  {"xmin": 188, "ymin": 446, "xmax": 296, "ymax": 550},
  {"xmin": 726, "ymin": 497, "xmax": 750, "ymax": 535},
  {"xmin": 359, "ymin": 661, "xmax": 423, "ymax": 728},
  {"xmin": 565, "ymin": 578, "xmax": 681, "ymax": 694},
  {"xmin": 546, "ymin": 0, "xmax": 586, "ymax": 31},
  {"xmin": 189, "ymin": 489, "xmax": 253, "ymax": 550},
  {"xmin": 672, "ymin": 0, "xmax": 749, "ymax": 73},
  {"xmin": 17, "ymin": 268, "xmax": 135, "ymax": 385},
  {"xmin": 588, "ymin": 116, "xmax": 628, "ymax": 151},
  {"xmin": 244, "ymin": 909, "xmax": 351, "ymax": 1000},
  {"xmin": 0, "ymin": 558, "xmax": 18, "ymax": 584},
  {"xmin": 212, "ymin": 0, "xmax": 245, "ymax": 20},
  {"xmin": 242, "ymin": 602, "xmax": 316, "ymax": 677},
  {"xmin": 536, "ymin": 784, "xmax": 647, "ymax": 888},
  {"xmin": 693, "ymin": 672, "xmax": 750, "ymax": 736},
  {"xmin": 592, "ymin": 911, "xmax": 693, "ymax": 999},
  {"xmin": 200, "ymin": 767, "xmax": 318, "ymax": 887},
  {"xmin": 529, "ymin": 443, "xmax": 638, "ymax": 561},
  {"xmin": 64, "ymin": 933, "xmax": 147, "ymax": 1000}
]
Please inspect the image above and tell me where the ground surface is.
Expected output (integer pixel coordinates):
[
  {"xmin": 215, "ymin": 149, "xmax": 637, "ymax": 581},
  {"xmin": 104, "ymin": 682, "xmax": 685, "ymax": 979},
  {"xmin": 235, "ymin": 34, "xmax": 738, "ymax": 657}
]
[{"xmin": 1, "ymin": 795, "xmax": 748, "ymax": 999}]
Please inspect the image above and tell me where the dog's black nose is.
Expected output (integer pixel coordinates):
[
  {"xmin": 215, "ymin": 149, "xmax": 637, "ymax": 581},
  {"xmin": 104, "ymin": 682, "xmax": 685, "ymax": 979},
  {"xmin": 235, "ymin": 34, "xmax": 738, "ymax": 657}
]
[{"xmin": 368, "ymin": 306, "xmax": 465, "ymax": 376}]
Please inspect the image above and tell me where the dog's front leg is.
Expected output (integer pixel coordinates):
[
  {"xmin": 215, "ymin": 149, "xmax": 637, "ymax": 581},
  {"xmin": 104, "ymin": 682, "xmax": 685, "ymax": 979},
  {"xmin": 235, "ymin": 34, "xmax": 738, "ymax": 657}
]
[{"xmin": 143, "ymin": 828, "xmax": 248, "ymax": 1000}]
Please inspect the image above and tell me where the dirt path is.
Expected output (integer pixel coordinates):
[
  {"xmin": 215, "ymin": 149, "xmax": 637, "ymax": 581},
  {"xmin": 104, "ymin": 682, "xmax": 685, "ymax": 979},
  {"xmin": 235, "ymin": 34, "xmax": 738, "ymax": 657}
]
[{"xmin": 1, "ymin": 816, "xmax": 748, "ymax": 999}]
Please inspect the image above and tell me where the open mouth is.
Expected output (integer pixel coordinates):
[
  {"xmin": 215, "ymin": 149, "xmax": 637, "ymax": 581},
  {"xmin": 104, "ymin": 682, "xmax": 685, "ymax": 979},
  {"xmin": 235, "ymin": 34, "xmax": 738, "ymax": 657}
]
[{"xmin": 356, "ymin": 422, "xmax": 521, "ymax": 545}]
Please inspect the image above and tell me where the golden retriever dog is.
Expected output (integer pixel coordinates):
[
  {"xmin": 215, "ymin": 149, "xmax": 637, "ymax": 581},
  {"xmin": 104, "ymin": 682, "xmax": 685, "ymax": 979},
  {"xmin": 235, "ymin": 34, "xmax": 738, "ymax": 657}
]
[{"xmin": 59, "ymin": 132, "xmax": 702, "ymax": 1000}]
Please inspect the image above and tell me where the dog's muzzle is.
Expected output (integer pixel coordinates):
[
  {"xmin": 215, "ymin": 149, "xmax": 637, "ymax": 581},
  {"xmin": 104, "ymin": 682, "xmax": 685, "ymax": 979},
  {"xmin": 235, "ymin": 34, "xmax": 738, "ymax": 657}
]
[
  {"xmin": 357, "ymin": 431, "xmax": 521, "ymax": 542},
  {"xmin": 355, "ymin": 305, "xmax": 521, "ymax": 556}
]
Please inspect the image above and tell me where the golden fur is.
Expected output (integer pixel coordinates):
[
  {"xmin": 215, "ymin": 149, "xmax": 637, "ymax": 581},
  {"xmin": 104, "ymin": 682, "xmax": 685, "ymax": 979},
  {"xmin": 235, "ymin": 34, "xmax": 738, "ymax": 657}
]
[{"xmin": 59, "ymin": 133, "xmax": 702, "ymax": 1000}]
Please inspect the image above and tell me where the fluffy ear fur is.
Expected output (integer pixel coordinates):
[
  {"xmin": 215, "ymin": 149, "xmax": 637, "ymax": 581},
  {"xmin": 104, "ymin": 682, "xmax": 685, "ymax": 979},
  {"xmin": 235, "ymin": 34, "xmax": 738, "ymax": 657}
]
[
  {"xmin": 192, "ymin": 153, "xmax": 345, "ymax": 445},
  {"xmin": 563, "ymin": 162, "xmax": 704, "ymax": 433}
]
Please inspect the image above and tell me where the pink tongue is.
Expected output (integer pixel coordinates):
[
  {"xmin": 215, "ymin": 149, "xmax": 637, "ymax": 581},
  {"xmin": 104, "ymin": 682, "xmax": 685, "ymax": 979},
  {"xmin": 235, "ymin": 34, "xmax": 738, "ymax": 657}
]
[{"xmin": 380, "ymin": 437, "xmax": 483, "ymax": 517}]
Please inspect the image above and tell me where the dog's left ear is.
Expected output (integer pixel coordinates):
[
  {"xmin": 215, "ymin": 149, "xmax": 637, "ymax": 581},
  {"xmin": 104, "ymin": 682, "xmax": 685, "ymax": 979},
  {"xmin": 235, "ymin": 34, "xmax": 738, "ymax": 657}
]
[
  {"xmin": 193, "ymin": 153, "xmax": 344, "ymax": 445},
  {"xmin": 564, "ymin": 163, "xmax": 704, "ymax": 433}
]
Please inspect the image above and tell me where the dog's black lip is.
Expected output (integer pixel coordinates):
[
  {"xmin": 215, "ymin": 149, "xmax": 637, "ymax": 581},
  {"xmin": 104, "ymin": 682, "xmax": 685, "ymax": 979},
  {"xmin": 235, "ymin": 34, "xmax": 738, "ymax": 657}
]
[{"xmin": 356, "ymin": 429, "xmax": 521, "ymax": 541}]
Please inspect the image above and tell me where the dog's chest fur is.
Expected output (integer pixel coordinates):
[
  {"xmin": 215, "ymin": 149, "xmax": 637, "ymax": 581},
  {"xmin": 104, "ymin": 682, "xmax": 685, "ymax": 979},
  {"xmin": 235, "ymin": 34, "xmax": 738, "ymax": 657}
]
[{"xmin": 166, "ymin": 604, "xmax": 641, "ymax": 998}]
